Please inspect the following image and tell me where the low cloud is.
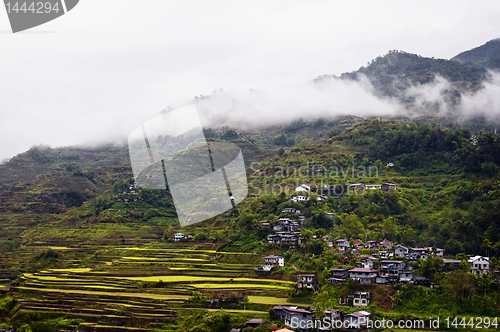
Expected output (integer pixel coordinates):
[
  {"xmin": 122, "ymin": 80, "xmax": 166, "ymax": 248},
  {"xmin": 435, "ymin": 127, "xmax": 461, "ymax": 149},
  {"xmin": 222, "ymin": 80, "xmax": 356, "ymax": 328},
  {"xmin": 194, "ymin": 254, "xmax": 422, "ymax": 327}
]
[
  {"xmin": 459, "ymin": 71, "xmax": 500, "ymax": 122},
  {"xmin": 195, "ymin": 75, "xmax": 398, "ymax": 128},
  {"xmin": 404, "ymin": 75, "xmax": 452, "ymax": 115}
]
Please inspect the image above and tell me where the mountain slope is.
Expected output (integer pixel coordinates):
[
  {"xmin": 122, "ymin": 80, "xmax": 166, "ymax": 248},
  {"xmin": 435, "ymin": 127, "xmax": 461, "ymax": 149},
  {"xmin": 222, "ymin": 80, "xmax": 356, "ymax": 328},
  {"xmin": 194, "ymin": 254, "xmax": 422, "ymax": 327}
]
[{"xmin": 452, "ymin": 38, "xmax": 500, "ymax": 69}]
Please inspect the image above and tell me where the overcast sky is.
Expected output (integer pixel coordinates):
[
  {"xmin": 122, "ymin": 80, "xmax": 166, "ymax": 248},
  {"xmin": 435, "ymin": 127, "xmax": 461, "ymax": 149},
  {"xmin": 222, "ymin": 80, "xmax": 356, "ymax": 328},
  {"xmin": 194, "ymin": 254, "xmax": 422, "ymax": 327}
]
[{"xmin": 1, "ymin": 0, "xmax": 500, "ymax": 161}]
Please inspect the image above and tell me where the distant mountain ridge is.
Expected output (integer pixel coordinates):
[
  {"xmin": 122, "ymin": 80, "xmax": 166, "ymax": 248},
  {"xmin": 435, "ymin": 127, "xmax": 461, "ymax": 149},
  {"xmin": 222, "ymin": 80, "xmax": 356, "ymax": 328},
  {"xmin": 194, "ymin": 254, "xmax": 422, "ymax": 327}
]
[
  {"xmin": 312, "ymin": 39, "xmax": 500, "ymax": 130},
  {"xmin": 452, "ymin": 38, "xmax": 500, "ymax": 69}
]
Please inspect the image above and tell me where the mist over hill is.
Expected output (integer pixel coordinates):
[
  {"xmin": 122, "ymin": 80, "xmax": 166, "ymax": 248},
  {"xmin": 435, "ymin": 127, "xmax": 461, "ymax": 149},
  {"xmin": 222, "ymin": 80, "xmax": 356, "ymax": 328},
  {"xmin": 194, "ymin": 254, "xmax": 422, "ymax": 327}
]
[{"xmin": 193, "ymin": 39, "xmax": 500, "ymax": 133}]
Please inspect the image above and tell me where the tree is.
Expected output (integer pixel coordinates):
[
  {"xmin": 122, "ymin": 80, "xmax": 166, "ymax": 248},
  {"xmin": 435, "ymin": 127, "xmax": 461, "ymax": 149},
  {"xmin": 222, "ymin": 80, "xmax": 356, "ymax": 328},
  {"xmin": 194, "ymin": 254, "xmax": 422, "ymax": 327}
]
[
  {"xmin": 195, "ymin": 232, "xmax": 207, "ymax": 241},
  {"xmin": 442, "ymin": 270, "xmax": 476, "ymax": 302},
  {"xmin": 420, "ymin": 256, "xmax": 443, "ymax": 278},
  {"xmin": 475, "ymin": 273, "xmax": 496, "ymax": 295},
  {"xmin": 19, "ymin": 325, "xmax": 32, "ymax": 332}
]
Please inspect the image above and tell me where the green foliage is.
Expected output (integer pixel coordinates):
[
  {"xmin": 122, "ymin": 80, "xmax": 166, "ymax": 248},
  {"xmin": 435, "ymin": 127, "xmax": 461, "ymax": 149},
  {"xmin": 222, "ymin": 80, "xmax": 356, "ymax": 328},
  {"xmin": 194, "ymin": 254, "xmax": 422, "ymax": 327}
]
[
  {"xmin": 194, "ymin": 232, "xmax": 207, "ymax": 241},
  {"xmin": 220, "ymin": 127, "xmax": 239, "ymax": 140},
  {"xmin": 420, "ymin": 256, "xmax": 444, "ymax": 278},
  {"xmin": 59, "ymin": 190, "xmax": 88, "ymax": 208},
  {"xmin": 0, "ymin": 296, "xmax": 16, "ymax": 316},
  {"xmin": 34, "ymin": 249, "xmax": 60, "ymax": 260},
  {"xmin": 18, "ymin": 325, "xmax": 32, "ymax": 332}
]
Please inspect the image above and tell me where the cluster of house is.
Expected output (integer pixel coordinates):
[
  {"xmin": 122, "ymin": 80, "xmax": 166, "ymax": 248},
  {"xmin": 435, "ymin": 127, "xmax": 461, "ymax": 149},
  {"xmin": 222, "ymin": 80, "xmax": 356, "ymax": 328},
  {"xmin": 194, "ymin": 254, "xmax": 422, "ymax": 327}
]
[
  {"xmin": 115, "ymin": 181, "xmax": 139, "ymax": 203},
  {"xmin": 293, "ymin": 182, "xmax": 397, "ymax": 195},
  {"xmin": 328, "ymin": 253, "xmax": 491, "ymax": 286},
  {"xmin": 272, "ymin": 306, "xmax": 371, "ymax": 331},
  {"xmin": 172, "ymin": 233, "xmax": 193, "ymax": 242},
  {"xmin": 256, "ymin": 255, "xmax": 285, "ymax": 272},
  {"xmin": 289, "ymin": 194, "xmax": 329, "ymax": 202},
  {"xmin": 263, "ymin": 217, "xmax": 301, "ymax": 232},
  {"xmin": 349, "ymin": 183, "xmax": 397, "ymax": 191},
  {"xmin": 259, "ymin": 239, "xmax": 491, "ymax": 283},
  {"xmin": 267, "ymin": 232, "xmax": 305, "ymax": 246},
  {"xmin": 236, "ymin": 306, "xmax": 372, "ymax": 331},
  {"xmin": 261, "ymin": 204, "xmax": 307, "ymax": 246}
]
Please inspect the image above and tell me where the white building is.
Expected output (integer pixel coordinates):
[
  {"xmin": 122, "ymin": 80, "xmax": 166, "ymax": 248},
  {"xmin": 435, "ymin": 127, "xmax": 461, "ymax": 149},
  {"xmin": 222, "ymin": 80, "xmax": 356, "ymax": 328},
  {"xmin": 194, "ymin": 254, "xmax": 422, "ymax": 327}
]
[
  {"xmin": 297, "ymin": 273, "xmax": 316, "ymax": 291},
  {"xmin": 262, "ymin": 255, "xmax": 284, "ymax": 271},
  {"xmin": 348, "ymin": 268, "xmax": 377, "ymax": 284},
  {"xmin": 283, "ymin": 307, "xmax": 313, "ymax": 331},
  {"xmin": 468, "ymin": 256, "xmax": 490, "ymax": 275},
  {"xmin": 359, "ymin": 257, "xmax": 377, "ymax": 269},
  {"xmin": 343, "ymin": 311, "xmax": 371, "ymax": 328},
  {"xmin": 336, "ymin": 239, "xmax": 350, "ymax": 251},
  {"xmin": 394, "ymin": 244, "xmax": 408, "ymax": 257},
  {"xmin": 173, "ymin": 233, "xmax": 184, "ymax": 242},
  {"xmin": 295, "ymin": 184, "xmax": 311, "ymax": 192}
]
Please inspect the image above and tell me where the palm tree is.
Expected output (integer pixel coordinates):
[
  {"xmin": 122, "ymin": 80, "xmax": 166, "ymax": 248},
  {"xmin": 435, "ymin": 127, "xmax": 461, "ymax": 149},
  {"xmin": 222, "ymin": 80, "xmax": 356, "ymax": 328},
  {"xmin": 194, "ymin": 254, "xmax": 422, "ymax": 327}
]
[{"xmin": 475, "ymin": 273, "xmax": 496, "ymax": 295}]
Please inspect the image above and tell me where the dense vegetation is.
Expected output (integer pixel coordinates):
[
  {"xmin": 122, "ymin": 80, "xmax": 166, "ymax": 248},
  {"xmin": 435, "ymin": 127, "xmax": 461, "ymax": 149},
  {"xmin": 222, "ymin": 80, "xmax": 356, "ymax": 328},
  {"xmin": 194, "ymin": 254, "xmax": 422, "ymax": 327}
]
[{"xmin": 1, "ymin": 39, "xmax": 500, "ymax": 331}]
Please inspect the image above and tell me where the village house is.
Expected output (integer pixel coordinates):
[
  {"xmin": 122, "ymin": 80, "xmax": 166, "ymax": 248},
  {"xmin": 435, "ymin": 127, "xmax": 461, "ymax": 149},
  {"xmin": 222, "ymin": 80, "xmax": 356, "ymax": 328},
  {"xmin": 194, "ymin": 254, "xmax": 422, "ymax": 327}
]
[
  {"xmin": 323, "ymin": 237, "xmax": 334, "ymax": 247},
  {"xmin": 330, "ymin": 269, "xmax": 349, "ymax": 281},
  {"xmin": 353, "ymin": 239, "xmax": 363, "ymax": 250},
  {"xmin": 350, "ymin": 183, "xmax": 365, "ymax": 191},
  {"xmin": 282, "ymin": 207, "xmax": 300, "ymax": 214},
  {"xmin": 357, "ymin": 256, "xmax": 377, "ymax": 269},
  {"xmin": 381, "ymin": 183, "xmax": 397, "ymax": 191},
  {"xmin": 260, "ymin": 222, "xmax": 271, "ymax": 228},
  {"xmin": 273, "ymin": 222, "xmax": 284, "ymax": 231},
  {"xmin": 291, "ymin": 195, "xmax": 308, "ymax": 202},
  {"xmin": 343, "ymin": 311, "xmax": 371, "ymax": 328},
  {"xmin": 442, "ymin": 259, "xmax": 462, "ymax": 272},
  {"xmin": 273, "ymin": 306, "xmax": 286, "ymax": 320},
  {"xmin": 289, "ymin": 221, "xmax": 300, "ymax": 232},
  {"xmin": 282, "ymin": 307, "xmax": 314, "ymax": 332},
  {"xmin": 413, "ymin": 276, "xmax": 432, "ymax": 287},
  {"xmin": 336, "ymin": 239, "xmax": 350, "ymax": 251},
  {"xmin": 406, "ymin": 247, "xmax": 429, "ymax": 260},
  {"xmin": 365, "ymin": 184, "xmax": 381, "ymax": 190},
  {"xmin": 399, "ymin": 271, "xmax": 413, "ymax": 283},
  {"xmin": 340, "ymin": 292, "xmax": 371, "ymax": 307},
  {"xmin": 274, "ymin": 218, "xmax": 299, "ymax": 232},
  {"xmin": 376, "ymin": 274, "xmax": 393, "ymax": 284},
  {"xmin": 374, "ymin": 250, "xmax": 391, "ymax": 259},
  {"xmin": 365, "ymin": 240, "xmax": 380, "ymax": 250},
  {"xmin": 295, "ymin": 184, "xmax": 311, "ymax": 192},
  {"xmin": 348, "ymin": 268, "xmax": 378, "ymax": 284},
  {"xmin": 380, "ymin": 238, "xmax": 393, "ymax": 249},
  {"xmin": 379, "ymin": 260, "xmax": 407, "ymax": 275},
  {"xmin": 173, "ymin": 233, "xmax": 184, "ymax": 242},
  {"xmin": 325, "ymin": 212, "xmax": 336, "ymax": 219},
  {"xmin": 394, "ymin": 244, "xmax": 409, "ymax": 257},
  {"xmin": 245, "ymin": 319, "xmax": 264, "ymax": 329},
  {"xmin": 297, "ymin": 273, "xmax": 316, "ymax": 291},
  {"xmin": 267, "ymin": 234, "xmax": 281, "ymax": 244},
  {"xmin": 262, "ymin": 255, "xmax": 284, "ymax": 271},
  {"xmin": 468, "ymin": 256, "xmax": 490, "ymax": 275},
  {"xmin": 283, "ymin": 232, "xmax": 304, "ymax": 245},
  {"xmin": 317, "ymin": 309, "xmax": 341, "ymax": 331}
]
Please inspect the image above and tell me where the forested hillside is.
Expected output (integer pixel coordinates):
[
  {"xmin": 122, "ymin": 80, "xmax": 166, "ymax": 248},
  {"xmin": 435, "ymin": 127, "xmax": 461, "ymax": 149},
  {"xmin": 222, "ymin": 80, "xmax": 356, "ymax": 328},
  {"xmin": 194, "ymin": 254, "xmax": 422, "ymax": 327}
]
[{"xmin": 1, "ymin": 39, "xmax": 500, "ymax": 332}]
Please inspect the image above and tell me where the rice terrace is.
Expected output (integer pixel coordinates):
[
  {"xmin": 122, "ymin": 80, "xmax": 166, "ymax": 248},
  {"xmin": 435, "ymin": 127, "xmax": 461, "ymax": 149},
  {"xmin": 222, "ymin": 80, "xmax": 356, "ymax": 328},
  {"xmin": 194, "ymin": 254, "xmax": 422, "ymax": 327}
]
[{"xmin": 2, "ymin": 238, "xmax": 299, "ymax": 331}]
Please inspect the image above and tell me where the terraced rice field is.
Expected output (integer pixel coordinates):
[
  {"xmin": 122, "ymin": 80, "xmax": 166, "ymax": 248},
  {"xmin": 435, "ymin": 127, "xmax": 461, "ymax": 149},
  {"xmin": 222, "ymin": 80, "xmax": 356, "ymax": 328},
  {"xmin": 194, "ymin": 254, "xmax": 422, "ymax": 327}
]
[{"xmin": 9, "ymin": 242, "xmax": 291, "ymax": 331}]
